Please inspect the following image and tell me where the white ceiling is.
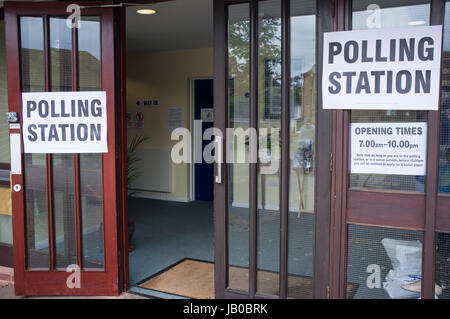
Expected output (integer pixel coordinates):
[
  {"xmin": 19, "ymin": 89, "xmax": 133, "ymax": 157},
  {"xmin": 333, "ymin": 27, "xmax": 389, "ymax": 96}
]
[{"xmin": 126, "ymin": 0, "xmax": 214, "ymax": 53}]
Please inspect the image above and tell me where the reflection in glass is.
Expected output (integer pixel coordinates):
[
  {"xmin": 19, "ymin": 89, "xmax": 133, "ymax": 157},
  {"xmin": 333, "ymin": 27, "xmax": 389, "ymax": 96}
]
[
  {"xmin": 257, "ymin": 0, "xmax": 281, "ymax": 296},
  {"xmin": 53, "ymin": 154, "xmax": 77, "ymax": 268},
  {"xmin": 20, "ymin": 17, "xmax": 49, "ymax": 269},
  {"xmin": 350, "ymin": 0, "xmax": 430, "ymax": 192},
  {"xmin": 227, "ymin": 3, "xmax": 250, "ymax": 292},
  {"xmin": 0, "ymin": 20, "xmax": 12, "ymax": 246},
  {"xmin": 78, "ymin": 16, "xmax": 104, "ymax": 268},
  {"xmin": 287, "ymin": 0, "xmax": 316, "ymax": 299},
  {"xmin": 49, "ymin": 19, "xmax": 77, "ymax": 268},
  {"xmin": 0, "ymin": 20, "xmax": 10, "ymax": 165},
  {"xmin": 81, "ymin": 154, "xmax": 104, "ymax": 268},
  {"xmin": 24, "ymin": 154, "xmax": 49, "ymax": 269},
  {"xmin": 439, "ymin": 2, "xmax": 450, "ymax": 194},
  {"xmin": 78, "ymin": 17, "xmax": 101, "ymax": 91},
  {"xmin": 50, "ymin": 17, "xmax": 72, "ymax": 92},
  {"xmin": 20, "ymin": 17, "xmax": 44, "ymax": 92}
]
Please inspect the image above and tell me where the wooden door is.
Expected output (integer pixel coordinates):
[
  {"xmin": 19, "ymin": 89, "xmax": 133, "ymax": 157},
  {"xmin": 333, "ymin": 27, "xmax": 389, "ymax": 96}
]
[
  {"xmin": 213, "ymin": 0, "xmax": 333, "ymax": 299},
  {"xmin": 5, "ymin": 1, "xmax": 122, "ymax": 296}
]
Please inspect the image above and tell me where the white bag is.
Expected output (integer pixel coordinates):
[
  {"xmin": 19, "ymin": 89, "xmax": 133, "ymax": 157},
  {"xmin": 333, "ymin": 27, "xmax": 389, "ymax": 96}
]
[{"xmin": 381, "ymin": 238, "xmax": 422, "ymax": 299}]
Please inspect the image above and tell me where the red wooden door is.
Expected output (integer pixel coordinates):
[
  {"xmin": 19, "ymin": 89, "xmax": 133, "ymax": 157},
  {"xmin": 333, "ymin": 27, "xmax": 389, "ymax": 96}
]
[{"xmin": 5, "ymin": 1, "xmax": 121, "ymax": 296}]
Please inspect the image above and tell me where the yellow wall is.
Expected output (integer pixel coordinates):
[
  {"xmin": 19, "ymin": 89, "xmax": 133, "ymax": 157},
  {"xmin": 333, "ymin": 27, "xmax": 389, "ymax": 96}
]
[{"xmin": 126, "ymin": 47, "xmax": 213, "ymax": 201}]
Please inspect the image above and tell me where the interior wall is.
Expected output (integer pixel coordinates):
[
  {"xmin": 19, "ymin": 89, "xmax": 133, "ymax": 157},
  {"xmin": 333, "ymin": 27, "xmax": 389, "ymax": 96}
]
[{"xmin": 126, "ymin": 47, "xmax": 213, "ymax": 202}]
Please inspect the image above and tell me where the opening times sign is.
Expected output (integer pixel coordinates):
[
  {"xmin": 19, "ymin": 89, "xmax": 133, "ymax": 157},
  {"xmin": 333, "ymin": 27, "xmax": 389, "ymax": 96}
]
[
  {"xmin": 22, "ymin": 91, "xmax": 108, "ymax": 154},
  {"xmin": 323, "ymin": 25, "xmax": 442, "ymax": 110},
  {"xmin": 350, "ymin": 122, "xmax": 427, "ymax": 176}
]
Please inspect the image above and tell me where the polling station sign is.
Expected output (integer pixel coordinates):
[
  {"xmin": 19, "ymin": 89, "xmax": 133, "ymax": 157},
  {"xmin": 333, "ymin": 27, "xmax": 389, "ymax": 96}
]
[
  {"xmin": 22, "ymin": 91, "xmax": 108, "ymax": 154},
  {"xmin": 350, "ymin": 122, "xmax": 427, "ymax": 176},
  {"xmin": 323, "ymin": 26, "xmax": 442, "ymax": 110}
]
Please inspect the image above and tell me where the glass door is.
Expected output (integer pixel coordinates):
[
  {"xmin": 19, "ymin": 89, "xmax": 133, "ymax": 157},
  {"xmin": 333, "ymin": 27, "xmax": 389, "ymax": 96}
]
[
  {"xmin": 5, "ymin": 1, "xmax": 121, "ymax": 296},
  {"xmin": 213, "ymin": 0, "xmax": 333, "ymax": 299}
]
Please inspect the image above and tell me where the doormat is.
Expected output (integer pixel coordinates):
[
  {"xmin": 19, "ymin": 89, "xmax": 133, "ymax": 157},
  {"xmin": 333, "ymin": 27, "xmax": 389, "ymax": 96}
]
[{"xmin": 138, "ymin": 258, "xmax": 359, "ymax": 299}]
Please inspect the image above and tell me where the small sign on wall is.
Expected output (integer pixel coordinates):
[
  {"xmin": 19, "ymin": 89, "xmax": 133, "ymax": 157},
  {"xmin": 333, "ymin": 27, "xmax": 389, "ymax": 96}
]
[
  {"xmin": 201, "ymin": 108, "xmax": 214, "ymax": 122},
  {"xmin": 136, "ymin": 99, "xmax": 161, "ymax": 107},
  {"xmin": 350, "ymin": 122, "xmax": 427, "ymax": 176},
  {"xmin": 136, "ymin": 111, "xmax": 145, "ymax": 128},
  {"xmin": 22, "ymin": 91, "xmax": 108, "ymax": 153},
  {"xmin": 322, "ymin": 26, "xmax": 442, "ymax": 110},
  {"xmin": 167, "ymin": 107, "xmax": 183, "ymax": 133}
]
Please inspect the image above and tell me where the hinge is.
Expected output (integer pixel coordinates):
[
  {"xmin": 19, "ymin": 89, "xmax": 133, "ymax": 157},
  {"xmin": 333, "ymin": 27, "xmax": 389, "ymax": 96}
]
[
  {"xmin": 329, "ymin": 152, "xmax": 333, "ymax": 172},
  {"xmin": 326, "ymin": 286, "xmax": 331, "ymax": 298}
]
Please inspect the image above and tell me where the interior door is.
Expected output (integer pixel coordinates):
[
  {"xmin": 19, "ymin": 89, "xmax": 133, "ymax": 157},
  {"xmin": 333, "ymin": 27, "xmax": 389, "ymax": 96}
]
[
  {"xmin": 194, "ymin": 79, "xmax": 214, "ymax": 201},
  {"xmin": 213, "ymin": 0, "xmax": 333, "ymax": 299},
  {"xmin": 5, "ymin": 1, "xmax": 121, "ymax": 296}
]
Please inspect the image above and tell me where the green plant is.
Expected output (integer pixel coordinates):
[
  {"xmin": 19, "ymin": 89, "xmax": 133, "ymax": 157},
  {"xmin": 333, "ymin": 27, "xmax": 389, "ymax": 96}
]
[{"xmin": 127, "ymin": 134, "xmax": 150, "ymax": 196}]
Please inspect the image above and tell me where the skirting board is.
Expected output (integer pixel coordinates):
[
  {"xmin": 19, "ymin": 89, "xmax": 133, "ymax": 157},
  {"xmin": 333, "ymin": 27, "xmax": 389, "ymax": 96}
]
[
  {"xmin": 130, "ymin": 192, "xmax": 190, "ymax": 203},
  {"xmin": 232, "ymin": 201, "xmax": 301, "ymax": 213}
]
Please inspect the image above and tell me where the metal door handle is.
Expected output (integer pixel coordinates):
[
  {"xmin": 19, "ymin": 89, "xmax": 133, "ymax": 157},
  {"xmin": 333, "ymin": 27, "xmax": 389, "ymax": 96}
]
[{"xmin": 215, "ymin": 135, "xmax": 222, "ymax": 184}]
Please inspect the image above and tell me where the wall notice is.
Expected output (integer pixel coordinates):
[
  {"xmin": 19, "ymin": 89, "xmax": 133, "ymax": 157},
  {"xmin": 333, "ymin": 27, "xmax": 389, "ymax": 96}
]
[
  {"xmin": 323, "ymin": 26, "xmax": 442, "ymax": 110},
  {"xmin": 167, "ymin": 107, "xmax": 183, "ymax": 133},
  {"xmin": 350, "ymin": 122, "xmax": 427, "ymax": 176},
  {"xmin": 22, "ymin": 91, "xmax": 108, "ymax": 154}
]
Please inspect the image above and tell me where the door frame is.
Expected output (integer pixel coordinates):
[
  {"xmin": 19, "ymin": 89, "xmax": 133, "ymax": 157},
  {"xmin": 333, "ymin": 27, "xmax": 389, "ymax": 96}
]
[
  {"xmin": 329, "ymin": 0, "xmax": 449, "ymax": 299},
  {"xmin": 5, "ymin": 1, "xmax": 123, "ymax": 296},
  {"xmin": 213, "ymin": 0, "xmax": 334, "ymax": 299}
]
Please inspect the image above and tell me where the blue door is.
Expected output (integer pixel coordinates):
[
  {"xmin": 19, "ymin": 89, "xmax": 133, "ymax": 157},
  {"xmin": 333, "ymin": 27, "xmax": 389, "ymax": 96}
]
[{"xmin": 194, "ymin": 79, "xmax": 214, "ymax": 201}]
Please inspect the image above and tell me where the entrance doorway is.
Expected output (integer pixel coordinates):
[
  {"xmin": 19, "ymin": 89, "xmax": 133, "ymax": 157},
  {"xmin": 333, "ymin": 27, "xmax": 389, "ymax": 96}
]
[{"xmin": 124, "ymin": 0, "xmax": 216, "ymax": 298}]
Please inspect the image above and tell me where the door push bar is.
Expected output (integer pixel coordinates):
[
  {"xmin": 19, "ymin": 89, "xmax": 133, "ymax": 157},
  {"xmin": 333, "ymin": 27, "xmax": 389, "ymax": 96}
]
[{"xmin": 215, "ymin": 135, "xmax": 223, "ymax": 184}]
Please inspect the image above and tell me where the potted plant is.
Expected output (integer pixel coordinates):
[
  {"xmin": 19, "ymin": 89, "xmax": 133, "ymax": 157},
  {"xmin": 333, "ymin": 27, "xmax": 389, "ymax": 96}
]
[{"xmin": 127, "ymin": 134, "xmax": 150, "ymax": 251}]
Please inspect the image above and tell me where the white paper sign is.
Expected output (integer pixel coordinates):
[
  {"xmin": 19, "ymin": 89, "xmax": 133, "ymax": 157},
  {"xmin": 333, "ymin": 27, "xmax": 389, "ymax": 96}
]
[
  {"xmin": 167, "ymin": 107, "xmax": 183, "ymax": 133},
  {"xmin": 350, "ymin": 122, "xmax": 427, "ymax": 176},
  {"xmin": 323, "ymin": 26, "xmax": 442, "ymax": 110},
  {"xmin": 22, "ymin": 91, "xmax": 108, "ymax": 153},
  {"xmin": 10, "ymin": 133, "xmax": 22, "ymax": 175}
]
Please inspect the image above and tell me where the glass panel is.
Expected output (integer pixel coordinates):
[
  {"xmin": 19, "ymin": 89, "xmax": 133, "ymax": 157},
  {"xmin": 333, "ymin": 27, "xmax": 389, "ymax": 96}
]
[
  {"xmin": 50, "ymin": 17, "xmax": 72, "ymax": 92},
  {"xmin": 350, "ymin": 0, "xmax": 430, "ymax": 192},
  {"xmin": 24, "ymin": 154, "xmax": 49, "ymax": 269},
  {"xmin": 20, "ymin": 17, "xmax": 45, "ymax": 92},
  {"xmin": 287, "ymin": 0, "xmax": 316, "ymax": 299},
  {"xmin": 257, "ymin": 0, "xmax": 281, "ymax": 296},
  {"xmin": 20, "ymin": 17, "xmax": 49, "ymax": 269},
  {"xmin": 49, "ymin": 17, "xmax": 77, "ymax": 269},
  {"xmin": 436, "ymin": 232, "xmax": 450, "ymax": 299},
  {"xmin": 78, "ymin": 16, "xmax": 101, "ymax": 91},
  {"xmin": 347, "ymin": 224, "xmax": 424, "ymax": 299},
  {"xmin": 227, "ymin": 3, "xmax": 250, "ymax": 292},
  {"xmin": 439, "ymin": 2, "xmax": 450, "ymax": 195},
  {"xmin": 53, "ymin": 154, "xmax": 76, "ymax": 268},
  {"xmin": 80, "ymin": 154, "xmax": 104, "ymax": 268},
  {"xmin": 0, "ymin": 20, "xmax": 9, "ymax": 164},
  {"xmin": 78, "ymin": 17, "xmax": 104, "ymax": 268},
  {"xmin": 0, "ymin": 214, "xmax": 13, "ymax": 245},
  {"xmin": 0, "ymin": 20, "xmax": 12, "ymax": 246}
]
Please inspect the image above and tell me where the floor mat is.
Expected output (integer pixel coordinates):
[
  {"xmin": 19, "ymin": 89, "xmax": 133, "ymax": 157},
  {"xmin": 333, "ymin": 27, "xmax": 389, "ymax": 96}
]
[{"xmin": 138, "ymin": 258, "xmax": 359, "ymax": 299}]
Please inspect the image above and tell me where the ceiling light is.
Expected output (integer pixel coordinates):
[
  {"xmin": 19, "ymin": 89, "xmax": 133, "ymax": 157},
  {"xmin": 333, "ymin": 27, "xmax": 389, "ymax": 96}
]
[
  {"xmin": 137, "ymin": 9, "xmax": 157, "ymax": 15},
  {"xmin": 408, "ymin": 20, "xmax": 426, "ymax": 26}
]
